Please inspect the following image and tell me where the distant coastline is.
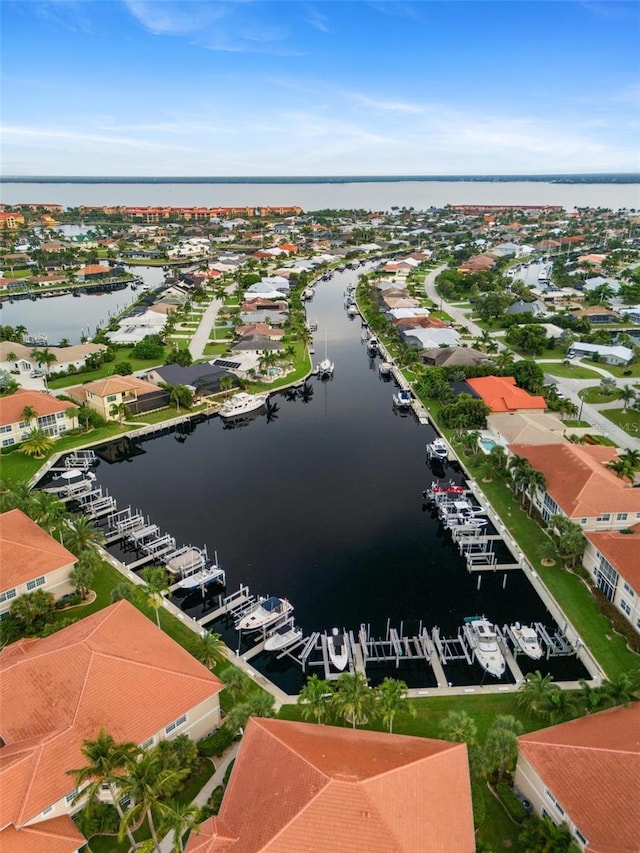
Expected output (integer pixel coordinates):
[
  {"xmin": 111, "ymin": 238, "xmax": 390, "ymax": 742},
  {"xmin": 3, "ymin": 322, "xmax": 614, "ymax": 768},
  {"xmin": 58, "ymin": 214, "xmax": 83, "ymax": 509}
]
[{"xmin": 2, "ymin": 173, "xmax": 639, "ymax": 185}]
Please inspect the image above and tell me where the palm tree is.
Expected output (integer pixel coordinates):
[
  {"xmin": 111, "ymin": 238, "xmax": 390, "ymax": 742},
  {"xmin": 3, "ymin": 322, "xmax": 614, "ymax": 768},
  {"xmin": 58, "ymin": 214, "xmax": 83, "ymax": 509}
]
[
  {"xmin": 160, "ymin": 800, "xmax": 202, "ymax": 853},
  {"xmin": 333, "ymin": 672, "xmax": 374, "ymax": 728},
  {"xmin": 30, "ymin": 346, "xmax": 57, "ymax": 376},
  {"xmin": 508, "ymin": 454, "xmax": 532, "ymax": 500},
  {"xmin": 69, "ymin": 551, "xmax": 99, "ymax": 600},
  {"xmin": 25, "ymin": 489, "xmax": 67, "ymax": 532},
  {"xmin": 439, "ymin": 710, "xmax": 478, "ymax": 745},
  {"xmin": 601, "ymin": 671, "xmax": 639, "ymax": 707},
  {"xmin": 65, "ymin": 514, "xmax": 106, "ymax": 554},
  {"xmin": 194, "ymin": 631, "xmax": 226, "ymax": 670},
  {"xmin": 618, "ymin": 385, "xmax": 636, "ymax": 410},
  {"xmin": 67, "ymin": 729, "xmax": 140, "ymax": 851},
  {"xmin": 20, "ymin": 404, "xmax": 38, "ymax": 427},
  {"xmin": 110, "ymin": 401, "xmax": 130, "ymax": 424},
  {"xmin": 483, "ymin": 715, "xmax": 523, "ymax": 780},
  {"xmin": 19, "ymin": 428, "xmax": 54, "ymax": 458},
  {"xmin": 297, "ymin": 674, "xmax": 334, "ymax": 724},
  {"xmin": 140, "ymin": 566, "xmax": 169, "ymax": 628},
  {"xmin": 544, "ymin": 688, "xmax": 578, "ymax": 724},
  {"xmin": 607, "ymin": 458, "xmax": 636, "ymax": 482},
  {"xmin": 620, "ymin": 448, "xmax": 640, "ymax": 472},
  {"xmin": 374, "ymin": 677, "xmax": 415, "ymax": 733},
  {"xmin": 517, "ymin": 671, "xmax": 559, "ymax": 718},
  {"xmin": 220, "ymin": 667, "xmax": 250, "ymax": 704},
  {"xmin": 523, "ymin": 467, "xmax": 546, "ymax": 515},
  {"xmin": 118, "ymin": 749, "xmax": 189, "ymax": 852}
]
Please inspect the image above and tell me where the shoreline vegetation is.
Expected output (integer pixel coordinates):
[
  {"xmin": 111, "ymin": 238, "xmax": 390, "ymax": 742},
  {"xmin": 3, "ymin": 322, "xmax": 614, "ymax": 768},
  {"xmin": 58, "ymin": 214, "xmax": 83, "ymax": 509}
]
[{"xmin": 4, "ymin": 172, "xmax": 640, "ymax": 184}]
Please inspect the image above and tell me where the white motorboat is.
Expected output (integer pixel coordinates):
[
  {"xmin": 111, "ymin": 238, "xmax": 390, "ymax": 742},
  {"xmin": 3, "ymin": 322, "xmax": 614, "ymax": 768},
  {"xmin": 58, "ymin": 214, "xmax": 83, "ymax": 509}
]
[
  {"xmin": 347, "ymin": 304, "xmax": 358, "ymax": 317},
  {"xmin": 463, "ymin": 617, "xmax": 505, "ymax": 678},
  {"xmin": 327, "ymin": 627, "xmax": 349, "ymax": 671},
  {"xmin": 366, "ymin": 337, "xmax": 379, "ymax": 356},
  {"xmin": 379, "ymin": 361, "xmax": 392, "ymax": 377},
  {"xmin": 264, "ymin": 620, "xmax": 303, "ymax": 652},
  {"xmin": 43, "ymin": 469, "xmax": 95, "ymax": 494},
  {"xmin": 316, "ymin": 358, "xmax": 335, "ymax": 379},
  {"xmin": 393, "ymin": 389, "xmax": 412, "ymax": 409},
  {"xmin": 427, "ymin": 437, "xmax": 448, "ymax": 461},
  {"xmin": 511, "ymin": 623, "xmax": 544, "ymax": 660},
  {"xmin": 218, "ymin": 392, "xmax": 268, "ymax": 420},
  {"xmin": 235, "ymin": 596, "xmax": 293, "ymax": 632}
]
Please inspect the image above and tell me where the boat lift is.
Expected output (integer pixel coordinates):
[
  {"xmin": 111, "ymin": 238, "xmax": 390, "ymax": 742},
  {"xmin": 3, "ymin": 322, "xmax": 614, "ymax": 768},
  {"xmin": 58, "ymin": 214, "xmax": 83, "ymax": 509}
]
[
  {"xmin": 64, "ymin": 450, "xmax": 98, "ymax": 470},
  {"xmin": 533, "ymin": 622, "xmax": 576, "ymax": 657}
]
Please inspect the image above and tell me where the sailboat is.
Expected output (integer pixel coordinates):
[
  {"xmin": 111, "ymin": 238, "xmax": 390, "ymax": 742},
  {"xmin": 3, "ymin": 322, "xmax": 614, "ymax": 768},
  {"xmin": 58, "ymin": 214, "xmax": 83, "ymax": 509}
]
[{"xmin": 316, "ymin": 329, "xmax": 334, "ymax": 379}]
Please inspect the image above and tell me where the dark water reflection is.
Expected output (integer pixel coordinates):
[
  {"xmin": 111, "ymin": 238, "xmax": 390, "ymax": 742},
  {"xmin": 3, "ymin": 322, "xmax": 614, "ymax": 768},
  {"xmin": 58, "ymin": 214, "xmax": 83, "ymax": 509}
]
[{"xmin": 93, "ymin": 268, "xmax": 587, "ymax": 690}]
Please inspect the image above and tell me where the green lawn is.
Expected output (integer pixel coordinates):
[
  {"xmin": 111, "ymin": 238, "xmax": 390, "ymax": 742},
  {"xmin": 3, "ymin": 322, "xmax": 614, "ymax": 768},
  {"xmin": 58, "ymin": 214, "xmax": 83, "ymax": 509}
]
[
  {"xmin": 600, "ymin": 407, "xmax": 640, "ymax": 435},
  {"xmin": 477, "ymin": 784, "xmax": 524, "ymax": 851},
  {"xmin": 48, "ymin": 348, "xmax": 169, "ymax": 388},
  {"xmin": 592, "ymin": 361, "xmax": 640, "ymax": 378},
  {"xmin": 579, "ymin": 387, "xmax": 621, "ymax": 404},
  {"xmin": 542, "ymin": 362, "xmax": 603, "ymax": 379}
]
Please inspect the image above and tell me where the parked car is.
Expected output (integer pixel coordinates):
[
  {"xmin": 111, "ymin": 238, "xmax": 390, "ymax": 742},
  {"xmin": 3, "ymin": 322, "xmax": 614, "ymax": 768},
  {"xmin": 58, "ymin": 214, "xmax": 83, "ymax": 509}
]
[{"xmin": 30, "ymin": 369, "xmax": 45, "ymax": 378}]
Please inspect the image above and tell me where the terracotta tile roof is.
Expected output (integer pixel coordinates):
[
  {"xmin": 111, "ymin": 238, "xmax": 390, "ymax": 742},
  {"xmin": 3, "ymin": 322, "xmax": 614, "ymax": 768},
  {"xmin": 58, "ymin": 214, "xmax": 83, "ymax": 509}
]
[
  {"xmin": 77, "ymin": 264, "xmax": 111, "ymax": 275},
  {"xmin": 0, "ymin": 389, "xmax": 77, "ymax": 427},
  {"xmin": 467, "ymin": 376, "xmax": 546, "ymax": 413},
  {"xmin": 1, "ymin": 509, "xmax": 77, "ymax": 591},
  {"xmin": 0, "ymin": 815, "xmax": 86, "ymax": 853},
  {"xmin": 508, "ymin": 443, "xmax": 640, "ymax": 518},
  {"xmin": 187, "ymin": 717, "xmax": 474, "ymax": 852},
  {"xmin": 518, "ymin": 704, "xmax": 640, "ymax": 852},
  {"xmin": 585, "ymin": 523, "xmax": 640, "ymax": 591},
  {"xmin": 71, "ymin": 375, "xmax": 161, "ymax": 398},
  {"xmin": 0, "ymin": 601, "xmax": 222, "ymax": 827}
]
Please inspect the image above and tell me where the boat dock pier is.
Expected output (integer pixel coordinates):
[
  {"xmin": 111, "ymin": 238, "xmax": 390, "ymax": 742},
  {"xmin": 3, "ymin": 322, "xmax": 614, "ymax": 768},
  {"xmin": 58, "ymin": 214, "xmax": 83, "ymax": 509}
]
[{"xmin": 197, "ymin": 585, "xmax": 256, "ymax": 627}]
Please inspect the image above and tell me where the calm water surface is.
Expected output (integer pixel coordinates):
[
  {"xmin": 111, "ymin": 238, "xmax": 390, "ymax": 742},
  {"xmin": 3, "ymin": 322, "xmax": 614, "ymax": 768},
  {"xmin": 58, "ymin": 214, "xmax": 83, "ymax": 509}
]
[{"xmin": 90, "ymin": 268, "xmax": 587, "ymax": 691}]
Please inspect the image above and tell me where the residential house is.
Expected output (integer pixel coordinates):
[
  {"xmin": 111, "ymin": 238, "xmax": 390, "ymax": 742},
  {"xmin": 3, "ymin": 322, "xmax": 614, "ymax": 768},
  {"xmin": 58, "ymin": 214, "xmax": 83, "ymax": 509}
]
[
  {"xmin": 515, "ymin": 704, "xmax": 640, "ymax": 852},
  {"xmin": 0, "ymin": 601, "xmax": 223, "ymax": 852},
  {"xmin": 68, "ymin": 375, "xmax": 169, "ymax": 419},
  {"xmin": 487, "ymin": 411, "xmax": 569, "ymax": 447},
  {"xmin": 145, "ymin": 363, "xmax": 239, "ymax": 397},
  {"xmin": 583, "ymin": 524, "xmax": 640, "ymax": 633},
  {"xmin": 574, "ymin": 306, "xmax": 621, "ymax": 325},
  {"xmin": 0, "ymin": 509, "xmax": 77, "ymax": 616},
  {"xmin": 457, "ymin": 253, "xmax": 498, "ymax": 273},
  {"xmin": 506, "ymin": 299, "xmax": 547, "ymax": 317},
  {"xmin": 0, "ymin": 341, "xmax": 108, "ymax": 378},
  {"xmin": 0, "ymin": 389, "xmax": 78, "ymax": 447},
  {"xmin": 507, "ymin": 442, "xmax": 640, "ymax": 530},
  {"xmin": 465, "ymin": 376, "xmax": 547, "ymax": 413},
  {"xmin": 419, "ymin": 346, "xmax": 491, "ymax": 368},
  {"xmin": 567, "ymin": 343, "xmax": 633, "ymax": 366},
  {"xmin": 76, "ymin": 264, "xmax": 112, "ymax": 281},
  {"xmin": 186, "ymin": 717, "xmax": 475, "ymax": 853},
  {"xmin": 402, "ymin": 327, "xmax": 460, "ymax": 349}
]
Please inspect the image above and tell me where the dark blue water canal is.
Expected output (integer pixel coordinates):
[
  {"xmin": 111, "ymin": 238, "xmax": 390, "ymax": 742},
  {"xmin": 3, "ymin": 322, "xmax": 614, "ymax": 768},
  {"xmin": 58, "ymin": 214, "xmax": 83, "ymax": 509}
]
[{"xmin": 91, "ymin": 268, "xmax": 588, "ymax": 691}]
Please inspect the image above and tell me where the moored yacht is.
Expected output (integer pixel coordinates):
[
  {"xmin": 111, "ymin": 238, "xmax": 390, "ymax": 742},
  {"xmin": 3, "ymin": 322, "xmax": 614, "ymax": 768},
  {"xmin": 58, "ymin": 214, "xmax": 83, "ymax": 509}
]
[
  {"xmin": 327, "ymin": 627, "xmax": 349, "ymax": 671},
  {"xmin": 393, "ymin": 389, "xmax": 412, "ymax": 409},
  {"xmin": 235, "ymin": 596, "xmax": 293, "ymax": 632},
  {"xmin": 264, "ymin": 619, "xmax": 303, "ymax": 652},
  {"xmin": 426, "ymin": 437, "xmax": 448, "ymax": 461},
  {"xmin": 511, "ymin": 623, "xmax": 544, "ymax": 660},
  {"xmin": 218, "ymin": 392, "xmax": 269, "ymax": 420},
  {"xmin": 463, "ymin": 616, "xmax": 505, "ymax": 678}
]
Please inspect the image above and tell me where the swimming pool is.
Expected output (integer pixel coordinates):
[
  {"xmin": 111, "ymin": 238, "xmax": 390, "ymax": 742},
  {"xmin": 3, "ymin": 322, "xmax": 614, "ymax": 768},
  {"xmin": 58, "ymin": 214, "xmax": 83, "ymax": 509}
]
[{"xmin": 478, "ymin": 436, "xmax": 497, "ymax": 454}]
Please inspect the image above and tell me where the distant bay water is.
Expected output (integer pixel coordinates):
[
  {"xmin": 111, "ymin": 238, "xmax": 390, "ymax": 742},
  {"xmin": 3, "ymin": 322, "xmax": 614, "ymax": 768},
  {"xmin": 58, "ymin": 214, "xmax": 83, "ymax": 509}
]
[{"xmin": 1, "ymin": 178, "xmax": 639, "ymax": 211}]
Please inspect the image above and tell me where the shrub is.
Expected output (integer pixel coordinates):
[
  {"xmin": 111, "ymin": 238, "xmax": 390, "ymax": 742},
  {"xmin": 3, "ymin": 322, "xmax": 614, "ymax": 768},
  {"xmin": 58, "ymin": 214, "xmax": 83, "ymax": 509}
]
[
  {"xmin": 75, "ymin": 802, "xmax": 120, "ymax": 836},
  {"xmin": 198, "ymin": 727, "xmax": 235, "ymax": 758},
  {"xmin": 223, "ymin": 759, "xmax": 235, "ymax": 785},
  {"xmin": 496, "ymin": 782, "xmax": 527, "ymax": 823},
  {"xmin": 593, "ymin": 589, "xmax": 640, "ymax": 653},
  {"xmin": 471, "ymin": 779, "xmax": 486, "ymax": 827},
  {"xmin": 208, "ymin": 785, "xmax": 225, "ymax": 815}
]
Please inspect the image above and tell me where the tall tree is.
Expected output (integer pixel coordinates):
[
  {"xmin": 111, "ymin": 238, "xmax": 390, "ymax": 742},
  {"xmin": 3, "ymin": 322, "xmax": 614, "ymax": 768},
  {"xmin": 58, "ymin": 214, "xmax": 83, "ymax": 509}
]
[
  {"xmin": 517, "ymin": 671, "xmax": 559, "ymax": 718},
  {"xmin": 65, "ymin": 514, "xmax": 106, "ymax": 554},
  {"xmin": 160, "ymin": 800, "xmax": 202, "ymax": 853},
  {"xmin": 297, "ymin": 674, "xmax": 334, "ymax": 724},
  {"xmin": 439, "ymin": 710, "xmax": 478, "ymax": 745},
  {"xmin": 483, "ymin": 715, "xmax": 523, "ymax": 780},
  {"xmin": 374, "ymin": 677, "xmax": 415, "ymax": 733},
  {"xmin": 194, "ymin": 631, "xmax": 226, "ymax": 671},
  {"xmin": 332, "ymin": 672, "xmax": 374, "ymax": 729},
  {"xmin": 119, "ymin": 749, "xmax": 189, "ymax": 852},
  {"xmin": 140, "ymin": 566, "xmax": 169, "ymax": 628},
  {"xmin": 67, "ymin": 729, "xmax": 140, "ymax": 851}
]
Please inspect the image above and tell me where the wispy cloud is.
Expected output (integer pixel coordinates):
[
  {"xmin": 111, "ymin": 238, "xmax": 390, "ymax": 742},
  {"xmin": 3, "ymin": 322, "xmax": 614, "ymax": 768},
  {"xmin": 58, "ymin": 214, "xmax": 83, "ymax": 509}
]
[
  {"xmin": 349, "ymin": 92, "xmax": 424, "ymax": 114},
  {"xmin": 24, "ymin": 0, "xmax": 96, "ymax": 34},
  {"xmin": 304, "ymin": 4, "xmax": 330, "ymax": 32}
]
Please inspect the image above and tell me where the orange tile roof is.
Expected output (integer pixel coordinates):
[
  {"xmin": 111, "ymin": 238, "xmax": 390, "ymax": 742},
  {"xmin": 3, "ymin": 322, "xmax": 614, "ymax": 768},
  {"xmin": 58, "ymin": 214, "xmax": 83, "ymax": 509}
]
[
  {"xmin": 0, "ymin": 601, "xmax": 222, "ymax": 827},
  {"xmin": 72, "ymin": 375, "xmax": 161, "ymax": 398},
  {"xmin": 467, "ymin": 376, "xmax": 546, "ymax": 413},
  {"xmin": 518, "ymin": 704, "xmax": 640, "ymax": 852},
  {"xmin": 77, "ymin": 264, "xmax": 111, "ymax": 275},
  {"xmin": 0, "ymin": 815, "xmax": 86, "ymax": 853},
  {"xmin": 585, "ymin": 523, "xmax": 640, "ymax": 591},
  {"xmin": 0, "ymin": 389, "xmax": 77, "ymax": 427},
  {"xmin": 1, "ymin": 509, "xmax": 77, "ymax": 591},
  {"xmin": 508, "ymin": 443, "xmax": 640, "ymax": 518},
  {"xmin": 187, "ymin": 717, "xmax": 475, "ymax": 852}
]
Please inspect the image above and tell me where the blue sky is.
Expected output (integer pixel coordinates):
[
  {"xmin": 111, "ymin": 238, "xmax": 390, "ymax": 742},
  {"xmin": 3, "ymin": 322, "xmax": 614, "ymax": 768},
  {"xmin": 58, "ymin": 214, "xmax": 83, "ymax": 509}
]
[{"xmin": 1, "ymin": 0, "xmax": 639, "ymax": 176}]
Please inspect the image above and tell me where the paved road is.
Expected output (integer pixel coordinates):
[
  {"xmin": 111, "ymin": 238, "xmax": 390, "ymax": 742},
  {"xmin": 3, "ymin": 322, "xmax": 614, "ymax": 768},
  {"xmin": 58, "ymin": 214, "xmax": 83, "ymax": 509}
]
[{"xmin": 189, "ymin": 295, "xmax": 225, "ymax": 361}]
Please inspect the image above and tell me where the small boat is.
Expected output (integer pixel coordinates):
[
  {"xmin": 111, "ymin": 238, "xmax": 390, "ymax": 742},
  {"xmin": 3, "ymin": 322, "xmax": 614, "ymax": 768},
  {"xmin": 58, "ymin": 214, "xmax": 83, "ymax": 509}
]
[
  {"xmin": 347, "ymin": 304, "xmax": 358, "ymax": 317},
  {"xmin": 316, "ymin": 358, "xmax": 334, "ymax": 379},
  {"xmin": 218, "ymin": 392, "xmax": 268, "ymax": 420},
  {"xmin": 511, "ymin": 623, "xmax": 544, "ymax": 660},
  {"xmin": 43, "ymin": 469, "xmax": 95, "ymax": 494},
  {"xmin": 235, "ymin": 596, "xmax": 293, "ymax": 632},
  {"xmin": 302, "ymin": 287, "xmax": 314, "ymax": 300},
  {"xmin": 379, "ymin": 362, "xmax": 392, "ymax": 377},
  {"xmin": 366, "ymin": 337, "xmax": 379, "ymax": 356},
  {"xmin": 264, "ymin": 620, "xmax": 303, "ymax": 652},
  {"xmin": 463, "ymin": 616, "xmax": 505, "ymax": 678},
  {"xmin": 327, "ymin": 627, "xmax": 349, "ymax": 671},
  {"xmin": 427, "ymin": 437, "xmax": 448, "ymax": 461},
  {"xmin": 393, "ymin": 389, "xmax": 412, "ymax": 409}
]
